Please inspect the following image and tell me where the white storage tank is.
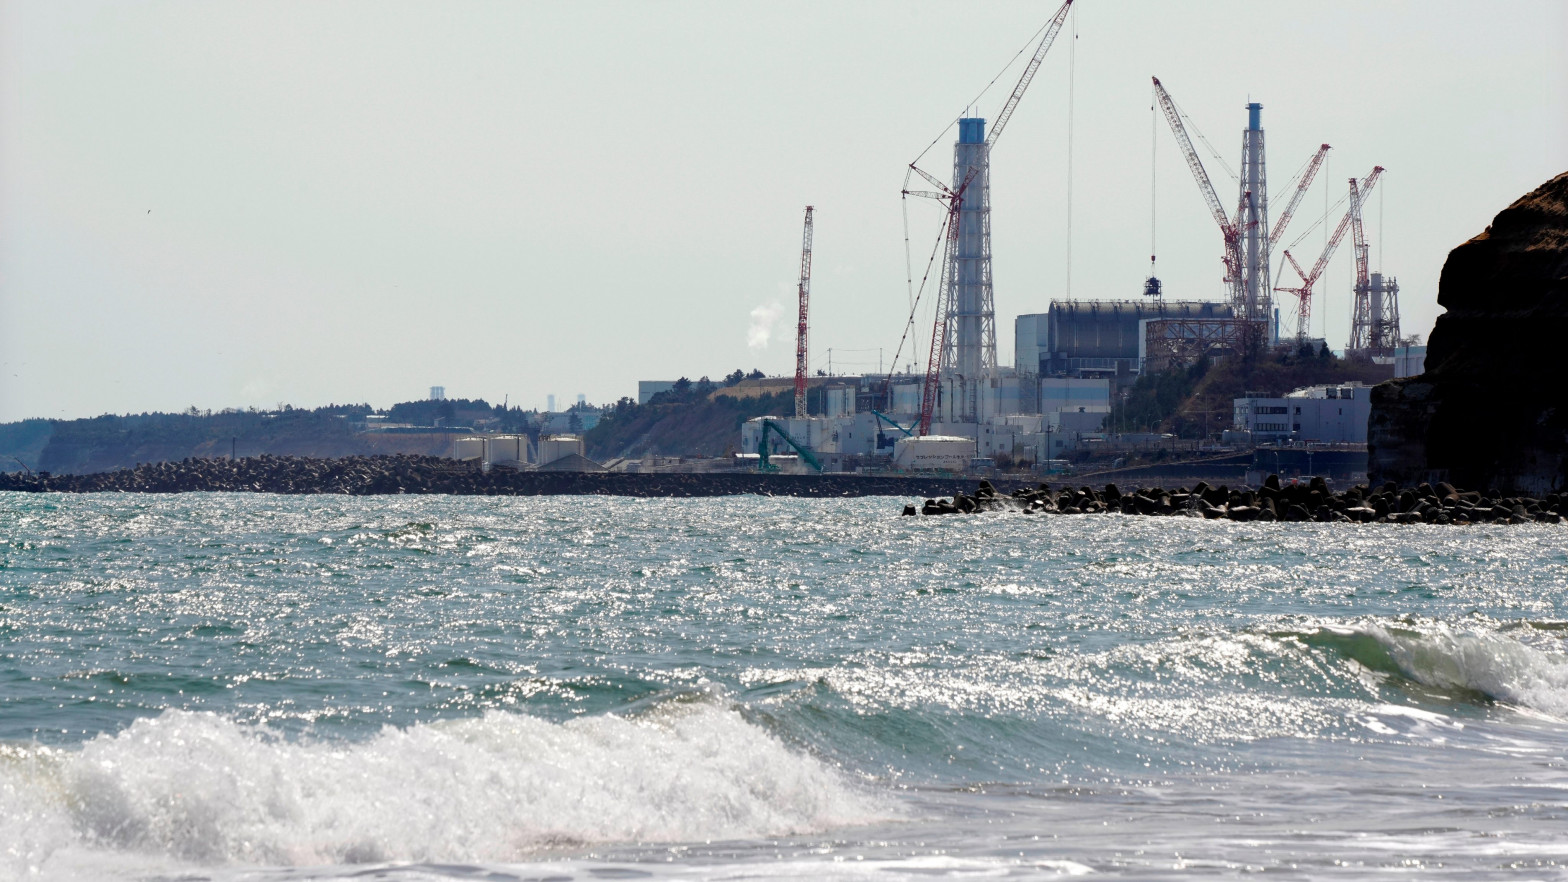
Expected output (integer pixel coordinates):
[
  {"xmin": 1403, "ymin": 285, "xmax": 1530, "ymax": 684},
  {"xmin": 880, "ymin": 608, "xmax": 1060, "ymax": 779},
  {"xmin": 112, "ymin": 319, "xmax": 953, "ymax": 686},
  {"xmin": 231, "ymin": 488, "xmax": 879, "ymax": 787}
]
[
  {"xmin": 538, "ymin": 434, "xmax": 585, "ymax": 466},
  {"xmin": 485, "ymin": 435, "xmax": 529, "ymax": 465},
  {"xmin": 452, "ymin": 437, "xmax": 485, "ymax": 461},
  {"xmin": 892, "ymin": 435, "xmax": 975, "ymax": 472}
]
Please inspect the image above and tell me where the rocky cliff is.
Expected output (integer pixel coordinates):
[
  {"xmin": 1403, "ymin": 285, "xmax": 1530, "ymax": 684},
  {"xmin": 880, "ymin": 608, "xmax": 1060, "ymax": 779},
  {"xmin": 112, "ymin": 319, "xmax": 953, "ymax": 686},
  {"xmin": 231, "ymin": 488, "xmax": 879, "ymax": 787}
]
[{"xmin": 1369, "ymin": 171, "xmax": 1568, "ymax": 494}]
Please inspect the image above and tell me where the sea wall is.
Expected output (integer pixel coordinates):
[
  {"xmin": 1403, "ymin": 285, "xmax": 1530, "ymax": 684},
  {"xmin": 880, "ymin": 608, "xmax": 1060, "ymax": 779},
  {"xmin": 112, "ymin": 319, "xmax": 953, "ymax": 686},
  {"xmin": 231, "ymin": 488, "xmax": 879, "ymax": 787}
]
[
  {"xmin": 0, "ymin": 454, "xmax": 1026, "ymax": 499},
  {"xmin": 1368, "ymin": 171, "xmax": 1568, "ymax": 495}
]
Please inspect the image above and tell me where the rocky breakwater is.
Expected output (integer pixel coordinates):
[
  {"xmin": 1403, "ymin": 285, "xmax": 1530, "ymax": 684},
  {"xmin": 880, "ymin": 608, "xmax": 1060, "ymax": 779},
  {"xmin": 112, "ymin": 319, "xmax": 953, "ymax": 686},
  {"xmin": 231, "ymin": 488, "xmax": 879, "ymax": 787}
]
[
  {"xmin": 1369, "ymin": 171, "xmax": 1568, "ymax": 495},
  {"xmin": 0, "ymin": 454, "xmax": 1023, "ymax": 499},
  {"xmin": 904, "ymin": 477, "xmax": 1566, "ymax": 525},
  {"xmin": 0, "ymin": 455, "xmax": 482, "ymax": 495}
]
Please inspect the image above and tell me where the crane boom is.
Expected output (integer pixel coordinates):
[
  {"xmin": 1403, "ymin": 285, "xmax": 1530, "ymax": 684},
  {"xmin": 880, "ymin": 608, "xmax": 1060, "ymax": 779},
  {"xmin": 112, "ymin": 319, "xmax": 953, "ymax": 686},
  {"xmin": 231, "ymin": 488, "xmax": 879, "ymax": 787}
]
[
  {"xmin": 1283, "ymin": 250, "xmax": 1307, "ymax": 285},
  {"xmin": 987, "ymin": 0, "xmax": 1075, "ymax": 149},
  {"xmin": 1152, "ymin": 78, "xmax": 1234, "ymax": 241},
  {"xmin": 1152, "ymin": 76, "xmax": 1246, "ymax": 311},
  {"xmin": 1349, "ymin": 179, "xmax": 1370, "ymax": 293},
  {"xmin": 1346, "ymin": 175, "xmax": 1378, "ymax": 352},
  {"xmin": 1274, "ymin": 166, "xmax": 1382, "ymax": 340},
  {"xmin": 918, "ymin": 204, "xmax": 961, "ymax": 434},
  {"xmin": 794, "ymin": 206, "xmax": 814, "ymax": 418},
  {"xmin": 1292, "ymin": 167, "xmax": 1382, "ymax": 290},
  {"xmin": 1269, "ymin": 144, "xmax": 1330, "ymax": 246}
]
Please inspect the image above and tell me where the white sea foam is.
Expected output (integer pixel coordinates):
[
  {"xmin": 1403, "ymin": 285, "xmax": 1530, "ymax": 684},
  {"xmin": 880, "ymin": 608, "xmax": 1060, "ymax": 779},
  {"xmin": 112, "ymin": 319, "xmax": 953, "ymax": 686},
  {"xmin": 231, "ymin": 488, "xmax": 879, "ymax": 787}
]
[
  {"xmin": 0, "ymin": 704, "xmax": 883, "ymax": 878},
  {"xmin": 1364, "ymin": 622, "xmax": 1568, "ymax": 715}
]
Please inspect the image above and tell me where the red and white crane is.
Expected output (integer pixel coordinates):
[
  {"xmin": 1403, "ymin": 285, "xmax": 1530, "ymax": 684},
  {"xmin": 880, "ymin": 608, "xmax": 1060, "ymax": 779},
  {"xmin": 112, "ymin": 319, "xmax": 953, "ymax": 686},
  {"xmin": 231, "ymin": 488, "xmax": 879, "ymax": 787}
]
[
  {"xmin": 1152, "ymin": 77, "xmax": 1245, "ymax": 311},
  {"xmin": 904, "ymin": 0, "xmax": 1075, "ymax": 435},
  {"xmin": 794, "ymin": 206, "xmax": 814, "ymax": 418},
  {"xmin": 1276, "ymin": 166, "xmax": 1383, "ymax": 341},
  {"xmin": 1346, "ymin": 172, "xmax": 1401, "ymax": 353},
  {"xmin": 1270, "ymin": 144, "xmax": 1331, "ymax": 247}
]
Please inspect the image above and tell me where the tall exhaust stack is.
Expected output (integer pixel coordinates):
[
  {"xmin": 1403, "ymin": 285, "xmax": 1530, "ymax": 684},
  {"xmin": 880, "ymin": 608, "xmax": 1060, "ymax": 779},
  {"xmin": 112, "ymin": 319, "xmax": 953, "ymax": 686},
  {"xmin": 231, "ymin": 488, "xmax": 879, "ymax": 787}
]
[
  {"xmin": 1240, "ymin": 102, "xmax": 1273, "ymax": 340},
  {"xmin": 944, "ymin": 117, "xmax": 997, "ymax": 422}
]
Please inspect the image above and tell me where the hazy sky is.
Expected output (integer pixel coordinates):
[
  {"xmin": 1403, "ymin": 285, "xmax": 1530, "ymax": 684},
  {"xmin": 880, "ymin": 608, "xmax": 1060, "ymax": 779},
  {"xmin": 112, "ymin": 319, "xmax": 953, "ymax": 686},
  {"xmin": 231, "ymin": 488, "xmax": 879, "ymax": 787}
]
[{"xmin": 3, "ymin": 1, "xmax": 1564, "ymax": 421}]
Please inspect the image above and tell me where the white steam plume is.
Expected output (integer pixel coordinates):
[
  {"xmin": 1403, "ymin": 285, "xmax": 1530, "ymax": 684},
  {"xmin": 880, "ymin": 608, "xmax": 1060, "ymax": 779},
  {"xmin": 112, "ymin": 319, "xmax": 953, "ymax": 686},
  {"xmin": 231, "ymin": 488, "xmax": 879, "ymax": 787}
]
[{"xmin": 748, "ymin": 302, "xmax": 784, "ymax": 350}]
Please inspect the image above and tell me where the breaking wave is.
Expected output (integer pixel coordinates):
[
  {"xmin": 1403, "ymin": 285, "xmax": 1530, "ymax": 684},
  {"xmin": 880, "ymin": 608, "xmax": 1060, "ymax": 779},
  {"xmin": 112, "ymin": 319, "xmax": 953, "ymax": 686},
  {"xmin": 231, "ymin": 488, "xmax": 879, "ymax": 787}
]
[
  {"xmin": 0, "ymin": 703, "xmax": 883, "ymax": 876},
  {"xmin": 1303, "ymin": 620, "xmax": 1568, "ymax": 715}
]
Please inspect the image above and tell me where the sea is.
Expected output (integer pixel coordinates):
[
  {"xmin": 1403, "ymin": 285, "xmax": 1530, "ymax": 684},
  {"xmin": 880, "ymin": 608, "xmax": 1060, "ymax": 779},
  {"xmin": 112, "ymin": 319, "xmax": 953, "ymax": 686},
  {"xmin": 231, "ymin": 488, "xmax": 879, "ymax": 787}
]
[{"xmin": 3, "ymin": 491, "xmax": 1568, "ymax": 880}]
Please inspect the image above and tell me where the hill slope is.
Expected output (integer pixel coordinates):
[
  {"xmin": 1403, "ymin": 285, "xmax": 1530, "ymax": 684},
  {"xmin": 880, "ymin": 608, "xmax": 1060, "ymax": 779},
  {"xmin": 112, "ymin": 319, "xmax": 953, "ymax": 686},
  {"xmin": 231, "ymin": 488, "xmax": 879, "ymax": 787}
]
[
  {"xmin": 1111, "ymin": 348, "xmax": 1394, "ymax": 438},
  {"xmin": 584, "ymin": 387, "xmax": 802, "ymax": 460}
]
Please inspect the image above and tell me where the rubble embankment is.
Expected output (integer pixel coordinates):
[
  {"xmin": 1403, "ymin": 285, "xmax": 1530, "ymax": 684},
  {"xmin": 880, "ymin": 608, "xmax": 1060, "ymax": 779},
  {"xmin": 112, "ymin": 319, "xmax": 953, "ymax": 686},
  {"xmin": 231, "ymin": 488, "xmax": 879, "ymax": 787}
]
[
  {"xmin": 0, "ymin": 454, "xmax": 1020, "ymax": 499},
  {"xmin": 906, "ymin": 477, "xmax": 1566, "ymax": 525}
]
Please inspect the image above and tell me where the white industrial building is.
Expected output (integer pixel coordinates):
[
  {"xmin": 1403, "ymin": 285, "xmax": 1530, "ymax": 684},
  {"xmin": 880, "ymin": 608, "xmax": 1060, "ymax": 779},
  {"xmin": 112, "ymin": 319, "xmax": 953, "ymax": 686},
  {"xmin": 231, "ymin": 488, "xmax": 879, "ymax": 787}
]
[
  {"xmin": 1232, "ymin": 383, "xmax": 1372, "ymax": 444},
  {"xmin": 740, "ymin": 370, "xmax": 1112, "ymax": 471},
  {"xmin": 637, "ymin": 381, "xmax": 677, "ymax": 404},
  {"xmin": 537, "ymin": 409, "xmax": 601, "ymax": 433},
  {"xmin": 884, "ymin": 375, "xmax": 1108, "ymax": 429},
  {"xmin": 1040, "ymin": 377, "xmax": 1110, "ymax": 415},
  {"xmin": 1393, "ymin": 344, "xmax": 1427, "ymax": 378},
  {"xmin": 741, "ymin": 413, "xmax": 883, "ymax": 459},
  {"xmin": 1017, "ymin": 301, "xmax": 1235, "ymax": 378}
]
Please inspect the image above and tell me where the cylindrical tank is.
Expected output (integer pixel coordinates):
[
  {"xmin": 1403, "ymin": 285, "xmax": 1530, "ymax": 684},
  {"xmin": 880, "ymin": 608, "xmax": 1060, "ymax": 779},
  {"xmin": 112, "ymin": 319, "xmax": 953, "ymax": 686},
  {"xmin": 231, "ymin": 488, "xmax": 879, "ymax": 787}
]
[
  {"xmin": 453, "ymin": 437, "xmax": 484, "ymax": 461},
  {"xmin": 538, "ymin": 435, "xmax": 585, "ymax": 466},
  {"xmin": 485, "ymin": 435, "xmax": 528, "ymax": 465},
  {"xmin": 892, "ymin": 435, "xmax": 976, "ymax": 472}
]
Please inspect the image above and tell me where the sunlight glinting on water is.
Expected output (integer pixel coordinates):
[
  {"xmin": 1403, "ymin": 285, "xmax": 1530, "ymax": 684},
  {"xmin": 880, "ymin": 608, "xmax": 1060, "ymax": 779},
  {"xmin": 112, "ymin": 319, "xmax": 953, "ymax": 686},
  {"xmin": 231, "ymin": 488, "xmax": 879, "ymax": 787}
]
[{"xmin": 3, "ymin": 492, "xmax": 1568, "ymax": 879}]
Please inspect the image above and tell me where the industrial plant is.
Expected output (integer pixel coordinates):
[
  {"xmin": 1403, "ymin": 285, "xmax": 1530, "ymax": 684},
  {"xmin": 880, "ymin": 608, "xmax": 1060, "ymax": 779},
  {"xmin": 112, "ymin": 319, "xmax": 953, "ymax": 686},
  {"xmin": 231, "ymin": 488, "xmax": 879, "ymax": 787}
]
[
  {"xmin": 723, "ymin": 0, "xmax": 1412, "ymax": 482},
  {"xmin": 429, "ymin": 0, "xmax": 1415, "ymax": 484}
]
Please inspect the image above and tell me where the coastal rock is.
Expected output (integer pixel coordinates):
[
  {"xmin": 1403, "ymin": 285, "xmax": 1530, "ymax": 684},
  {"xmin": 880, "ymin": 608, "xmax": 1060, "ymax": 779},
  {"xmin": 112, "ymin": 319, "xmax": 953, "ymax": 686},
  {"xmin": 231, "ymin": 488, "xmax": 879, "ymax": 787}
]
[
  {"xmin": 1369, "ymin": 171, "xmax": 1568, "ymax": 495},
  {"xmin": 0, "ymin": 455, "xmax": 1034, "ymax": 500},
  {"xmin": 905, "ymin": 478, "xmax": 1564, "ymax": 526}
]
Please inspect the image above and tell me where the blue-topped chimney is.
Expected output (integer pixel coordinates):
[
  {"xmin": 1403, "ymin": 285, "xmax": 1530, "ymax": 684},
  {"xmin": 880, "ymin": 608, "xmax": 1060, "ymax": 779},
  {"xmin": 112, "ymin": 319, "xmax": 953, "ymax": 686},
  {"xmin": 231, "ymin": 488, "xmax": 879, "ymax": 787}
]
[
  {"xmin": 1247, "ymin": 102, "xmax": 1262, "ymax": 131},
  {"xmin": 958, "ymin": 117, "xmax": 986, "ymax": 144}
]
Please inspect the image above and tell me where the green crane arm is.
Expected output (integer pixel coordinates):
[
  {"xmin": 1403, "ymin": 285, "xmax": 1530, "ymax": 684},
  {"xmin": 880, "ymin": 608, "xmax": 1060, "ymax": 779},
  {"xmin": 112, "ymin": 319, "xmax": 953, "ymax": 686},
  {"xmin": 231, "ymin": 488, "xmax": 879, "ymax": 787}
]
[
  {"xmin": 870, "ymin": 410, "xmax": 914, "ymax": 437},
  {"xmin": 758, "ymin": 420, "xmax": 823, "ymax": 472}
]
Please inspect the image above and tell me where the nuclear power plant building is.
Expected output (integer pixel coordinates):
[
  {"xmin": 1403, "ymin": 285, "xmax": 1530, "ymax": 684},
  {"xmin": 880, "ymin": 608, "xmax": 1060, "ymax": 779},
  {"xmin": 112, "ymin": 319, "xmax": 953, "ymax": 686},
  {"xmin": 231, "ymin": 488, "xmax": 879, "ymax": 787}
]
[{"xmin": 1016, "ymin": 300, "xmax": 1235, "ymax": 380}]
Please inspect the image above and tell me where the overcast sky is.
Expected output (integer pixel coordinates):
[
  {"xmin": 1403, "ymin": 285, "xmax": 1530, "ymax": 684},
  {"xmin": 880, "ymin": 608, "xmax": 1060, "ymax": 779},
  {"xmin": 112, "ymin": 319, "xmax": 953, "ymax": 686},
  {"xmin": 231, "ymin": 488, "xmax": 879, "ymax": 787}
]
[{"xmin": 2, "ymin": 1, "xmax": 1564, "ymax": 421}]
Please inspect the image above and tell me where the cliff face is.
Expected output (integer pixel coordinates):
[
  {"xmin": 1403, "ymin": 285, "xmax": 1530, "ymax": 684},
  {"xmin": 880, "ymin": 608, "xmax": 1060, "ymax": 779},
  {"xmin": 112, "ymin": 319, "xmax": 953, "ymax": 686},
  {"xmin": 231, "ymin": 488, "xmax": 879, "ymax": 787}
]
[{"xmin": 1369, "ymin": 171, "xmax": 1568, "ymax": 494}]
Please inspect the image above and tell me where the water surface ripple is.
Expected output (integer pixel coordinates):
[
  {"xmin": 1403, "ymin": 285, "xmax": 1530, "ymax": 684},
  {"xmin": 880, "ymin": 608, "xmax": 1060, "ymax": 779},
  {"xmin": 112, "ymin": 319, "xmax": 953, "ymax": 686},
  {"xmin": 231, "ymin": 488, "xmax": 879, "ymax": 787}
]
[{"xmin": 2, "ymin": 492, "xmax": 1567, "ymax": 879}]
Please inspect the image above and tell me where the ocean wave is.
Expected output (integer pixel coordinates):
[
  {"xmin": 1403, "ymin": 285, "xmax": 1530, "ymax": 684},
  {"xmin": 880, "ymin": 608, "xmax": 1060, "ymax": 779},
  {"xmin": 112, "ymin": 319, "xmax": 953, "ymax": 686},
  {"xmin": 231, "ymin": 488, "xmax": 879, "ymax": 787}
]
[
  {"xmin": 0, "ymin": 703, "xmax": 884, "ymax": 876},
  {"xmin": 746, "ymin": 618, "xmax": 1568, "ymax": 756},
  {"xmin": 1304, "ymin": 621, "xmax": 1568, "ymax": 715},
  {"xmin": 744, "ymin": 633, "xmax": 1360, "ymax": 750}
]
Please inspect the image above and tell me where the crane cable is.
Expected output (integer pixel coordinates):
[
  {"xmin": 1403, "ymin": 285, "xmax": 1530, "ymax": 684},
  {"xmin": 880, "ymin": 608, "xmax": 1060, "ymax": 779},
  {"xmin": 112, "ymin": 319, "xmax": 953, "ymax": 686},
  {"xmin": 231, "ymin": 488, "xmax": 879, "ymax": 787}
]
[
  {"xmin": 1321, "ymin": 151, "xmax": 1328, "ymax": 340},
  {"xmin": 1268, "ymin": 148, "xmax": 1329, "ymax": 292},
  {"xmin": 1168, "ymin": 95, "xmax": 1237, "ymax": 183},
  {"xmin": 1149, "ymin": 86, "xmax": 1157, "ymax": 282},
  {"xmin": 1285, "ymin": 189, "xmax": 1354, "ymax": 251},
  {"xmin": 1379, "ymin": 172, "xmax": 1385, "ymax": 272},
  {"xmin": 889, "ymin": 205, "xmax": 953, "ymax": 391},
  {"xmin": 1065, "ymin": 2, "xmax": 1076, "ymax": 300},
  {"xmin": 908, "ymin": 15, "xmax": 1058, "ymax": 169},
  {"xmin": 901, "ymin": 181, "xmax": 918, "ymax": 374}
]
